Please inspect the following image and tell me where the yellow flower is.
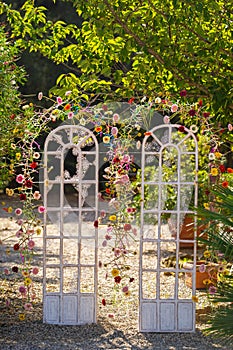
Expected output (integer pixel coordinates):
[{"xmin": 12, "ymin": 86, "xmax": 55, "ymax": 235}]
[
  {"xmin": 109, "ymin": 215, "xmax": 116, "ymax": 221},
  {"xmin": 111, "ymin": 268, "xmax": 120, "ymax": 277},
  {"xmin": 192, "ymin": 295, "xmax": 198, "ymax": 302},
  {"xmin": 203, "ymin": 278, "xmax": 212, "ymax": 285},
  {"xmin": 6, "ymin": 188, "xmax": 14, "ymax": 196},
  {"xmin": 19, "ymin": 313, "xmax": 25, "ymax": 321},
  {"xmin": 8, "ymin": 206, "xmax": 13, "ymax": 213},
  {"xmin": 203, "ymin": 250, "xmax": 211, "ymax": 259},
  {"xmin": 35, "ymin": 227, "xmax": 42, "ymax": 235},
  {"xmin": 215, "ymin": 152, "xmax": 222, "ymax": 159},
  {"xmin": 203, "ymin": 203, "xmax": 210, "ymax": 210},
  {"xmin": 103, "ymin": 136, "xmax": 110, "ymax": 144},
  {"xmin": 210, "ymin": 168, "xmax": 218, "ymax": 176},
  {"xmin": 24, "ymin": 277, "xmax": 32, "ymax": 286},
  {"xmin": 11, "ymin": 143, "xmax": 16, "ymax": 149},
  {"xmin": 15, "ymin": 152, "xmax": 21, "ymax": 160},
  {"xmin": 124, "ymin": 291, "xmax": 131, "ymax": 297},
  {"xmin": 22, "ymin": 271, "xmax": 30, "ymax": 277}
]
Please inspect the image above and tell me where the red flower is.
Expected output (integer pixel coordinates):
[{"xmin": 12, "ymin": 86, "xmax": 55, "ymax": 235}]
[
  {"xmin": 114, "ymin": 276, "xmax": 122, "ymax": 283},
  {"xmin": 178, "ymin": 126, "xmax": 185, "ymax": 132},
  {"xmin": 188, "ymin": 109, "xmax": 196, "ymax": 116},
  {"xmin": 101, "ymin": 298, "xmax": 106, "ymax": 306},
  {"xmin": 94, "ymin": 220, "xmax": 98, "ymax": 228},
  {"xmin": 219, "ymin": 164, "xmax": 226, "ymax": 173},
  {"xmin": 222, "ymin": 181, "xmax": 229, "ymax": 188},
  {"xmin": 13, "ymin": 243, "xmax": 20, "ymax": 251},
  {"xmin": 30, "ymin": 162, "xmax": 38, "ymax": 169},
  {"xmin": 198, "ymin": 100, "xmax": 203, "ymax": 107},
  {"xmin": 144, "ymin": 132, "xmax": 152, "ymax": 136},
  {"xmin": 19, "ymin": 193, "xmax": 27, "ymax": 201},
  {"xmin": 179, "ymin": 90, "xmax": 187, "ymax": 97},
  {"xmin": 128, "ymin": 97, "xmax": 135, "ymax": 104},
  {"xmin": 227, "ymin": 168, "xmax": 233, "ymax": 173},
  {"xmin": 10, "ymin": 114, "xmax": 15, "ymax": 120},
  {"xmin": 25, "ymin": 180, "xmax": 33, "ymax": 188},
  {"xmin": 105, "ymin": 188, "xmax": 111, "ymax": 194},
  {"xmin": 203, "ymin": 112, "xmax": 210, "ymax": 118},
  {"xmin": 129, "ymin": 277, "xmax": 135, "ymax": 283},
  {"xmin": 12, "ymin": 266, "xmax": 18, "ymax": 273}
]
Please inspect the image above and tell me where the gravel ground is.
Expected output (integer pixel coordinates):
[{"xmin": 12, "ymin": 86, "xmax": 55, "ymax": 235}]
[{"xmin": 0, "ymin": 195, "xmax": 232, "ymax": 350}]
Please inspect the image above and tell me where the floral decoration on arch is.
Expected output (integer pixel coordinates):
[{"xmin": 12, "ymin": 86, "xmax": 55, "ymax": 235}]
[{"xmin": 1, "ymin": 90, "xmax": 233, "ymax": 319}]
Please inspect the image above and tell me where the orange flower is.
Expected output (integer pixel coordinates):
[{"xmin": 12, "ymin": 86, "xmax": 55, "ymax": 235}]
[
  {"xmin": 227, "ymin": 167, "xmax": 233, "ymax": 173},
  {"xmin": 95, "ymin": 126, "xmax": 102, "ymax": 133},
  {"xmin": 144, "ymin": 131, "xmax": 152, "ymax": 136},
  {"xmin": 64, "ymin": 104, "xmax": 71, "ymax": 110}
]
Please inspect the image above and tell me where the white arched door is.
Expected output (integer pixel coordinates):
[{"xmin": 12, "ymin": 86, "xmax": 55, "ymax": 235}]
[
  {"xmin": 43, "ymin": 124, "xmax": 98, "ymax": 325},
  {"xmin": 140, "ymin": 124, "xmax": 198, "ymax": 332}
]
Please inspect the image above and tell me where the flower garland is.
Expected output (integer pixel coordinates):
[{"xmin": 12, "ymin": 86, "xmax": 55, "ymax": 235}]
[{"xmin": 1, "ymin": 91, "xmax": 233, "ymax": 319}]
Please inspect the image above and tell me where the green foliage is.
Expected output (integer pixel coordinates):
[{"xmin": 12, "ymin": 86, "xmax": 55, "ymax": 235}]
[
  {"xmin": 0, "ymin": 25, "xmax": 28, "ymax": 190},
  {"xmin": 2, "ymin": 0, "xmax": 233, "ymax": 123},
  {"xmin": 197, "ymin": 185, "xmax": 233, "ymax": 340}
]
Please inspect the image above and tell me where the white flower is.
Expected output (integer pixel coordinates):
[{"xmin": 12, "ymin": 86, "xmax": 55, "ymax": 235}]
[
  {"xmin": 155, "ymin": 97, "xmax": 161, "ymax": 104},
  {"xmin": 38, "ymin": 92, "xmax": 43, "ymax": 101},
  {"xmin": 208, "ymin": 153, "xmax": 215, "ymax": 160}
]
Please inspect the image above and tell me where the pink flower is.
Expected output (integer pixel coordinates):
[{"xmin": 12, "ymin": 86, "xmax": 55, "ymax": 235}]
[
  {"xmin": 19, "ymin": 286, "xmax": 26, "ymax": 294},
  {"xmin": 4, "ymin": 268, "xmax": 9, "ymax": 275},
  {"xmin": 38, "ymin": 206, "xmax": 46, "ymax": 213},
  {"xmin": 171, "ymin": 104, "xmax": 178, "ymax": 113},
  {"xmin": 32, "ymin": 267, "xmax": 39, "ymax": 275},
  {"xmin": 16, "ymin": 229, "xmax": 23, "ymax": 238},
  {"xmin": 65, "ymin": 90, "xmax": 72, "ymax": 96},
  {"xmin": 122, "ymin": 286, "xmax": 129, "ymax": 293},
  {"xmin": 24, "ymin": 303, "xmax": 32, "ymax": 311},
  {"xmin": 108, "ymin": 314, "xmax": 114, "ymax": 318},
  {"xmin": 111, "ymin": 127, "xmax": 118, "ymax": 136},
  {"xmin": 122, "ymin": 154, "xmax": 130, "ymax": 163},
  {"xmin": 123, "ymin": 223, "xmax": 132, "ymax": 231},
  {"xmin": 113, "ymin": 113, "xmax": 120, "ymax": 122},
  {"xmin": 105, "ymin": 234, "xmax": 112, "ymax": 240},
  {"xmin": 33, "ymin": 191, "xmax": 41, "ymax": 200},
  {"xmin": 102, "ymin": 240, "xmax": 107, "ymax": 247},
  {"xmin": 15, "ymin": 208, "xmax": 22, "ymax": 216},
  {"xmin": 132, "ymin": 228, "xmax": 137, "ymax": 236},
  {"xmin": 209, "ymin": 285, "xmax": 217, "ymax": 295},
  {"xmin": 115, "ymin": 174, "xmax": 129, "ymax": 185},
  {"xmin": 16, "ymin": 174, "xmax": 25, "ymax": 184},
  {"xmin": 28, "ymin": 240, "xmax": 35, "ymax": 250},
  {"xmin": 17, "ymin": 219, "xmax": 24, "ymax": 226},
  {"xmin": 56, "ymin": 96, "xmax": 63, "ymax": 105},
  {"xmin": 68, "ymin": 112, "xmax": 74, "ymax": 119},
  {"xmin": 163, "ymin": 115, "xmax": 170, "ymax": 124},
  {"xmin": 199, "ymin": 264, "xmax": 206, "ymax": 273},
  {"xmin": 228, "ymin": 123, "xmax": 233, "ymax": 131}
]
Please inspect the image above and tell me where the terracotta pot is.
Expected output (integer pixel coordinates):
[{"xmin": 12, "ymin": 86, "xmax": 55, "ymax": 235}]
[
  {"xmin": 180, "ymin": 215, "xmax": 207, "ymax": 248},
  {"xmin": 184, "ymin": 261, "xmax": 218, "ymax": 289},
  {"xmin": 169, "ymin": 215, "xmax": 207, "ymax": 248}
]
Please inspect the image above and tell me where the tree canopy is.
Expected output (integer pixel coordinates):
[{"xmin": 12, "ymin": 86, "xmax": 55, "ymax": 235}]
[{"xmin": 1, "ymin": 0, "xmax": 233, "ymax": 123}]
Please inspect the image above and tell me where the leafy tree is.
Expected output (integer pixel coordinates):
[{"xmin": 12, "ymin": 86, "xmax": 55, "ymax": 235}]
[
  {"xmin": 0, "ymin": 25, "xmax": 30, "ymax": 190},
  {"xmin": 1, "ymin": 0, "xmax": 233, "ymax": 124}
]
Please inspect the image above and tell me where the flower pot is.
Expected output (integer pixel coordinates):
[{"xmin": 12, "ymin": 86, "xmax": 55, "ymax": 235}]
[
  {"xmin": 184, "ymin": 261, "xmax": 218, "ymax": 289},
  {"xmin": 169, "ymin": 215, "xmax": 207, "ymax": 249}
]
